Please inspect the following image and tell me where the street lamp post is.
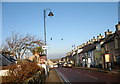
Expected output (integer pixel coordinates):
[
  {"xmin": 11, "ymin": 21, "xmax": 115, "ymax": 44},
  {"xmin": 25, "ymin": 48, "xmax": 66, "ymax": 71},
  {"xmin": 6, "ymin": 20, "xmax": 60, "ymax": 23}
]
[{"xmin": 43, "ymin": 8, "xmax": 54, "ymax": 60}]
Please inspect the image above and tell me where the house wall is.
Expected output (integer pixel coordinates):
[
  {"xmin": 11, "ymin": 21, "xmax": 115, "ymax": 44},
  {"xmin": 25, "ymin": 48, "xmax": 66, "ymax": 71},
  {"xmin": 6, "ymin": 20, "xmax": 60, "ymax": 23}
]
[
  {"xmin": 101, "ymin": 39, "xmax": 119, "ymax": 69},
  {"xmin": 101, "ymin": 47, "xmax": 106, "ymax": 69},
  {"xmin": 88, "ymin": 51, "xmax": 93, "ymax": 67},
  {"xmin": 90, "ymin": 50, "xmax": 95, "ymax": 67},
  {"xmin": 73, "ymin": 54, "xmax": 77, "ymax": 66},
  {"xmin": 76, "ymin": 54, "xmax": 80, "ymax": 66},
  {"xmin": 0, "ymin": 70, "xmax": 9, "ymax": 76},
  {"xmin": 105, "ymin": 41, "xmax": 117, "ymax": 69},
  {"xmin": 84, "ymin": 52, "xmax": 88, "ymax": 67},
  {"xmin": 78, "ymin": 53, "xmax": 82, "ymax": 67},
  {"xmin": 94, "ymin": 49, "xmax": 102, "ymax": 68},
  {"xmin": 115, "ymin": 36, "xmax": 120, "ymax": 65},
  {"xmin": 80, "ymin": 53, "xmax": 86, "ymax": 67}
]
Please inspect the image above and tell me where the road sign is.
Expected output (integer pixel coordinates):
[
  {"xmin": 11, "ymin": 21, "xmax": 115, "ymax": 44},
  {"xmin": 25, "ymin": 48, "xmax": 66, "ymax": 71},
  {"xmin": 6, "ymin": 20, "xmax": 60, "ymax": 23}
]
[{"xmin": 42, "ymin": 46, "xmax": 47, "ymax": 50}]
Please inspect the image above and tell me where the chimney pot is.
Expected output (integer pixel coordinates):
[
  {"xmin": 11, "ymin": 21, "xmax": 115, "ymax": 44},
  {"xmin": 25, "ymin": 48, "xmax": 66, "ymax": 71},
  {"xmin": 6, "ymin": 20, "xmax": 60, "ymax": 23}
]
[
  {"xmin": 105, "ymin": 29, "xmax": 112, "ymax": 37},
  {"xmin": 91, "ymin": 37, "xmax": 96, "ymax": 43},
  {"xmin": 97, "ymin": 34, "xmax": 104, "ymax": 41}
]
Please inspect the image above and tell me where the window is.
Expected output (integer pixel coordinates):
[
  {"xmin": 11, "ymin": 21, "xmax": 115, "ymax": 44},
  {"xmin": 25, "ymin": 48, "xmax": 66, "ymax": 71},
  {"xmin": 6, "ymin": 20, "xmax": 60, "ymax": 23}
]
[{"xmin": 96, "ymin": 44, "xmax": 101, "ymax": 51}]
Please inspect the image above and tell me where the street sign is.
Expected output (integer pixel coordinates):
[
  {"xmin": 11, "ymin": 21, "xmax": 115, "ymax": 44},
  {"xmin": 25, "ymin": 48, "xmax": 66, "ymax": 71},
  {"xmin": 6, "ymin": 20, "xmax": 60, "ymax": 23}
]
[{"xmin": 42, "ymin": 46, "xmax": 47, "ymax": 50}]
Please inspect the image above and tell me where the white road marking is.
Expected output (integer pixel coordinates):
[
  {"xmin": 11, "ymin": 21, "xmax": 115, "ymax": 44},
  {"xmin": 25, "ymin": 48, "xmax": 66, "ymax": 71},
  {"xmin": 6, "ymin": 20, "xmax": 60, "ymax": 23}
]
[
  {"xmin": 85, "ymin": 74, "xmax": 98, "ymax": 80},
  {"xmin": 55, "ymin": 69, "xmax": 71, "ymax": 83}
]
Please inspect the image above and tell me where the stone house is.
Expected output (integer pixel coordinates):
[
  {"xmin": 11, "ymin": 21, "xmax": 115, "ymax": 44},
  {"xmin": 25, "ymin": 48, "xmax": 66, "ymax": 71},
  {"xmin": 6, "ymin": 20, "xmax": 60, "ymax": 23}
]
[
  {"xmin": 114, "ymin": 22, "xmax": 120, "ymax": 67},
  {"xmin": 94, "ymin": 34, "xmax": 104, "ymax": 68},
  {"xmin": 80, "ymin": 42, "xmax": 96, "ymax": 68},
  {"xmin": 101, "ymin": 22, "xmax": 120, "ymax": 69}
]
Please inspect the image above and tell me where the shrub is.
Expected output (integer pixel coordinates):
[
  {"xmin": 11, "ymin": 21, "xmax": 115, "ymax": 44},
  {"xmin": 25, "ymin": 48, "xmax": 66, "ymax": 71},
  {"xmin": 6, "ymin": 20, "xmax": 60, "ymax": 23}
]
[{"xmin": 2, "ymin": 60, "xmax": 44, "ymax": 83}]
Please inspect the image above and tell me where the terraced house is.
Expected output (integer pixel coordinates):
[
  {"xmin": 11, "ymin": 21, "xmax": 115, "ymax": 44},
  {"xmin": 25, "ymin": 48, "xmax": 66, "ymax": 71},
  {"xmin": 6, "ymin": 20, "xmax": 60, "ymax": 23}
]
[
  {"xmin": 65, "ymin": 22, "xmax": 120, "ymax": 70},
  {"xmin": 101, "ymin": 22, "xmax": 120, "ymax": 70}
]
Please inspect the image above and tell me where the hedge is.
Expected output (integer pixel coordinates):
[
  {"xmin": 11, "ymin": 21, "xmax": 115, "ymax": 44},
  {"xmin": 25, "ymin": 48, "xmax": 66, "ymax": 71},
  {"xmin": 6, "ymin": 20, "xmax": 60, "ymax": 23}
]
[{"xmin": 2, "ymin": 60, "xmax": 45, "ymax": 83}]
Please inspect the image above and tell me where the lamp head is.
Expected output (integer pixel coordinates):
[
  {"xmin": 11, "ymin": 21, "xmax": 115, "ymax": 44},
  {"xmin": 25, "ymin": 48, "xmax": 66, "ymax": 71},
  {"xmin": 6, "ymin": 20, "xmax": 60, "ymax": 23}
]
[{"xmin": 48, "ymin": 12, "xmax": 54, "ymax": 16}]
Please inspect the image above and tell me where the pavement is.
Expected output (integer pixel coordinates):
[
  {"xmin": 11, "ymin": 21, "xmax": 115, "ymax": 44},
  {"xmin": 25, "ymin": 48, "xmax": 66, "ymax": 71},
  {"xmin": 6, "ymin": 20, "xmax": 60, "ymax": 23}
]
[{"xmin": 45, "ymin": 68, "xmax": 63, "ymax": 84}]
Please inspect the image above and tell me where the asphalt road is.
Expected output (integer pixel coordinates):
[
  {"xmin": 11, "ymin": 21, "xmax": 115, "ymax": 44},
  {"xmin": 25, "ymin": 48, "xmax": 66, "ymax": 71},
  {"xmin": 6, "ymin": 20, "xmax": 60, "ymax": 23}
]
[{"xmin": 55, "ymin": 68, "xmax": 120, "ymax": 84}]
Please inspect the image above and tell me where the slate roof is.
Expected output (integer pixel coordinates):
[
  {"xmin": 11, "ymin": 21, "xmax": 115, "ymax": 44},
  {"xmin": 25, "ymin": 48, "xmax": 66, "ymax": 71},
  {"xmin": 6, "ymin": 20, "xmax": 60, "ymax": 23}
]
[
  {"xmin": 0, "ymin": 54, "xmax": 16, "ymax": 66},
  {"xmin": 101, "ymin": 31, "xmax": 120, "ymax": 47},
  {"xmin": 103, "ymin": 34, "xmax": 114, "ymax": 44},
  {"xmin": 81, "ymin": 43, "xmax": 97, "ymax": 53}
]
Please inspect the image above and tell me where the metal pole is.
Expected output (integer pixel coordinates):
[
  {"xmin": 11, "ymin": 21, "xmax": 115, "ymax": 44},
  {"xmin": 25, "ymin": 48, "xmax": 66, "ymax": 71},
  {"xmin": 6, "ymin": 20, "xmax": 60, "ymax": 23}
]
[
  {"xmin": 44, "ymin": 9, "xmax": 46, "ymax": 45},
  {"xmin": 44, "ymin": 9, "xmax": 47, "ymax": 60},
  {"xmin": 43, "ymin": 8, "xmax": 54, "ymax": 60}
]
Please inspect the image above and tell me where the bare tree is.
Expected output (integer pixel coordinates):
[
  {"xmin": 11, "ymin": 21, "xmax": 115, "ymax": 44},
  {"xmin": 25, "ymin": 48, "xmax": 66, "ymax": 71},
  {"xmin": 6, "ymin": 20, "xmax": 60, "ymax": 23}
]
[{"xmin": 2, "ymin": 32, "xmax": 44, "ymax": 60}]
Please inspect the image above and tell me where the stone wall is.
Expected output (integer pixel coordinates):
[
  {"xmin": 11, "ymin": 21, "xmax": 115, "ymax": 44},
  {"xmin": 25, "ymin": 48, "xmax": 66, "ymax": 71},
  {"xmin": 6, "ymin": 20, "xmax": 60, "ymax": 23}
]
[{"xmin": 24, "ymin": 69, "xmax": 46, "ymax": 83}]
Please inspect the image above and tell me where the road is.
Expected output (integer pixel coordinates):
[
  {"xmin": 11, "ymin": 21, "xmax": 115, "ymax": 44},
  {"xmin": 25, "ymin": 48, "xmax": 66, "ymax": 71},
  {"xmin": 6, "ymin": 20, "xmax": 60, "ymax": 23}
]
[{"xmin": 55, "ymin": 68, "xmax": 120, "ymax": 84}]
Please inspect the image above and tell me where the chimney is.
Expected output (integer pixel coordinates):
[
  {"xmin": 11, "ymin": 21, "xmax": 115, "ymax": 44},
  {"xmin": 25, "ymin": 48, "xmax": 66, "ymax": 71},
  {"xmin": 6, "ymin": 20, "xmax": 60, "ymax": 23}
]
[
  {"xmin": 105, "ymin": 29, "xmax": 113, "ymax": 37},
  {"xmin": 87, "ymin": 40, "xmax": 92, "ymax": 45},
  {"xmin": 115, "ymin": 22, "xmax": 120, "ymax": 31},
  {"xmin": 97, "ymin": 34, "xmax": 104, "ymax": 41},
  {"xmin": 77, "ymin": 45, "xmax": 82, "ymax": 49},
  {"xmin": 81, "ymin": 44, "xmax": 85, "ymax": 48},
  {"xmin": 91, "ymin": 37, "xmax": 96, "ymax": 43},
  {"xmin": 83, "ymin": 43, "xmax": 87, "ymax": 46}
]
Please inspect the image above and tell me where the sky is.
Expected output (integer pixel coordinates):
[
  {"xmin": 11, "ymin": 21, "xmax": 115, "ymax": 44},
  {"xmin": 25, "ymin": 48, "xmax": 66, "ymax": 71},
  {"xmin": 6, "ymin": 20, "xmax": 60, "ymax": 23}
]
[
  {"xmin": 1, "ymin": 0, "xmax": 120, "ymax": 2},
  {"xmin": 1, "ymin": 2, "xmax": 119, "ymax": 59}
]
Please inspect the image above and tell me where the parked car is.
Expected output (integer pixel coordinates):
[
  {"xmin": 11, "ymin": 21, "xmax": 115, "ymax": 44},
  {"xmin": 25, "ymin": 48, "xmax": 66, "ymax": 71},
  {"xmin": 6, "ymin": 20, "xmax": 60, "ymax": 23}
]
[
  {"xmin": 66, "ymin": 63, "xmax": 72, "ymax": 68},
  {"xmin": 53, "ymin": 64, "xmax": 58, "ymax": 68},
  {"xmin": 48, "ymin": 65, "xmax": 54, "ymax": 68},
  {"xmin": 62, "ymin": 62, "xmax": 67, "ymax": 67}
]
